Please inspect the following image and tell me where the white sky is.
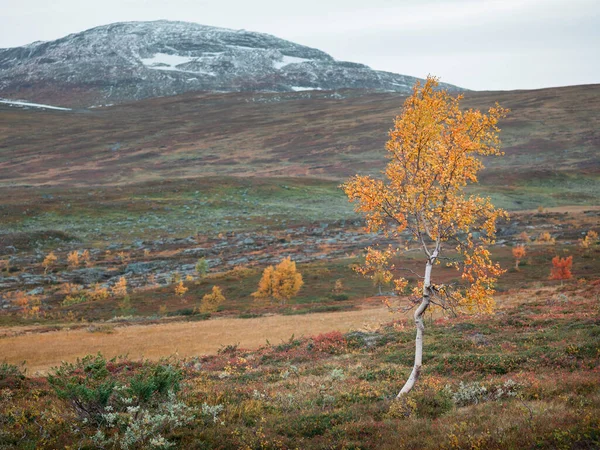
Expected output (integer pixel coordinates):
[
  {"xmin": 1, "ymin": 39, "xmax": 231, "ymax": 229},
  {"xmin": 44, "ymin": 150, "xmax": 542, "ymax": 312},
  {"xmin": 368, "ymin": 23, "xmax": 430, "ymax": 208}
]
[{"xmin": 0, "ymin": 0, "xmax": 598, "ymax": 90}]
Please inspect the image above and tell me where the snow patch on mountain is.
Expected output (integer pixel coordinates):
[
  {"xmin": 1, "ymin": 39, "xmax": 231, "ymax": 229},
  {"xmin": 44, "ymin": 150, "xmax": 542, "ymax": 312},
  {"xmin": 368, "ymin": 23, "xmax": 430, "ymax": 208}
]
[
  {"xmin": 0, "ymin": 99, "xmax": 71, "ymax": 111},
  {"xmin": 140, "ymin": 53, "xmax": 196, "ymax": 70},
  {"xmin": 290, "ymin": 86, "xmax": 322, "ymax": 92},
  {"xmin": 274, "ymin": 55, "xmax": 314, "ymax": 69}
]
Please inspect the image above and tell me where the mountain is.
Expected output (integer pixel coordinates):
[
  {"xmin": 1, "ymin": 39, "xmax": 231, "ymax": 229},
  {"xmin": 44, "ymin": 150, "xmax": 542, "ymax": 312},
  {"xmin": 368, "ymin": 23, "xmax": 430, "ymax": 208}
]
[{"xmin": 0, "ymin": 20, "xmax": 462, "ymax": 108}]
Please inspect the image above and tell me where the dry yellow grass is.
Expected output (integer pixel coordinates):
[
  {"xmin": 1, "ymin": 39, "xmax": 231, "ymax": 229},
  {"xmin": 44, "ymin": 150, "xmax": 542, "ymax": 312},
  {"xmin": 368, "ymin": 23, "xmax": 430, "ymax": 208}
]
[{"xmin": 0, "ymin": 306, "xmax": 395, "ymax": 375}]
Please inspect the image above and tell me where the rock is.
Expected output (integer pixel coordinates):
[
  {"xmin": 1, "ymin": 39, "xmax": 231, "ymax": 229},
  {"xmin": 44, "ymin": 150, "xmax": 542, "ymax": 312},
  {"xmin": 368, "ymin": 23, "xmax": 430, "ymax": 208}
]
[
  {"xmin": 469, "ymin": 333, "xmax": 490, "ymax": 346},
  {"xmin": 346, "ymin": 331, "xmax": 382, "ymax": 349},
  {"xmin": 125, "ymin": 261, "xmax": 169, "ymax": 275},
  {"xmin": 27, "ymin": 287, "xmax": 44, "ymax": 296},
  {"xmin": 181, "ymin": 247, "xmax": 208, "ymax": 256},
  {"xmin": 69, "ymin": 267, "xmax": 111, "ymax": 284},
  {"xmin": 243, "ymin": 238, "xmax": 256, "ymax": 245},
  {"xmin": 228, "ymin": 257, "xmax": 250, "ymax": 266}
]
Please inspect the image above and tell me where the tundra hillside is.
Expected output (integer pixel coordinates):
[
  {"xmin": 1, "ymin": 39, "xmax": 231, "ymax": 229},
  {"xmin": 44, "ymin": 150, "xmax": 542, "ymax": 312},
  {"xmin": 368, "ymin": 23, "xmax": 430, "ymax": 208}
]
[{"xmin": 0, "ymin": 83, "xmax": 599, "ymax": 449}]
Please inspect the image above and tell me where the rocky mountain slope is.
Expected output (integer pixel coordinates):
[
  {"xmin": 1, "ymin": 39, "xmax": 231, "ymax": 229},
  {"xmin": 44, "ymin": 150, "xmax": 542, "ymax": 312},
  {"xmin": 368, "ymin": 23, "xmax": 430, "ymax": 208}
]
[{"xmin": 0, "ymin": 20, "xmax": 460, "ymax": 107}]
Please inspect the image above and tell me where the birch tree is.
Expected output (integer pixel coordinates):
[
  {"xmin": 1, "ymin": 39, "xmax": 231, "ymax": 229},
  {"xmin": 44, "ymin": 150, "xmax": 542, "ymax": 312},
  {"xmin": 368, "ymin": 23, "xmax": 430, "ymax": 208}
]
[{"xmin": 343, "ymin": 76, "xmax": 508, "ymax": 397}]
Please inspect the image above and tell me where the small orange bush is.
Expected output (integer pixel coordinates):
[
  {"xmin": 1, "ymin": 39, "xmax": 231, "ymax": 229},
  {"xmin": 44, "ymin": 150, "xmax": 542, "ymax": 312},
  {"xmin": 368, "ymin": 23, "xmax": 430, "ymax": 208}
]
[
  {"xmin": 549, "ymin": 255, "xmax": 573, "ymax": 284},
  {"xmin": 512, "ymin": 246, "xmax": 526, "ymax": 270}
]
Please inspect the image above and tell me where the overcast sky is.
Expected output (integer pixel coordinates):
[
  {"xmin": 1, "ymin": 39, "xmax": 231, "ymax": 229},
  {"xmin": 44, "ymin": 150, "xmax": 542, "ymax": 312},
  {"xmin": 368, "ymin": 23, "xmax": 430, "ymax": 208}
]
[{"xmin": 1, "ymin": 0, "xmax": 598, "ymax": 90}]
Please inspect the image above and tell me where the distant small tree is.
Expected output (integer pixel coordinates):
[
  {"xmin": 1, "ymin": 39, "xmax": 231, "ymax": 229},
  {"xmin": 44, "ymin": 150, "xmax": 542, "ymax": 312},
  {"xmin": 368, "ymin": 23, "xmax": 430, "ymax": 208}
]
[
  {"xmin": 252, "ymin": 257, "xmax": 303, "ymax": 305},
  {"xmin": 253, "ymin": 265, "xmax": 276, "ymax": 302},
  {"xmin": 549, "ymin": 255, "xmax": 573, "ymax": 285},
  {"xmin": 199, "ymin": 286, "xmax": 225, "ymax": 313},
  {"xmin": 118, "ymin": 296, "xmax": 133, "ymax": 316},
  {"xmin": 537, "ymin": 232, "xmax": 555, "ymax": 245},
  {"xmin": 81, "ymin": 249, "xmax": 91, "ymax": 267},
  {"xmin": 372, "ymin": 269, "xmax": 393, "ymax": 296},
  {"xmin": 174, "ymin": 280, "xmax": 188, "ymax": 297},
  {"xmin": 332, "ymin": 279, "xmax": 344, "ymax": 294},
  {"xmin": 159, "ymin": 304, "xmax": 168, "ymax": 316},
  {"xmin": 116, "ymin": 252, "xmax": 129, "ymax": 264},
  {"xmin": 111, "ymin": 277, "xmax": 128, "ymax": 298},
  {"xmin": 42, "ymin": 251, "xmax": 58, "ymax": 274},
  {"xmin": 67, "ymin": 251, "xmax": 80, "ymax": 269},
  {"xmin": 512, "ymin": 245, "xmax": 527, "ymax": 270},
  {"xmin": 12, "ymin": 291, "xmax": 41, "ymax": 318},
  {"xmin": 518, "ymin": 231, "xmax": 530, "ymax": 243},
  {"xmin": 579, "ymin": 230, "xmax": 598, "ymax": 250},
  {"xmin": 195, "ymin": 258, "xmax": 209, "ymax": 278},
  {"xmin": 89, "ymin": 283, "xmax": 109, "ymax": 301}
]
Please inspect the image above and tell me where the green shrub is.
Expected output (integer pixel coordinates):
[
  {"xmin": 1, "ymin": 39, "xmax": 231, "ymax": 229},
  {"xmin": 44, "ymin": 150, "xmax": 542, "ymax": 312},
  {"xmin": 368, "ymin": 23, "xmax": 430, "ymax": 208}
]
[
  {"xmin": 328, "ymin": 293, "xmax": 349, "ymax": 301},
  {"xmin": 413, "ymin": 389, "xmax": 453, "ymax": 419},
  {"xmin": 48, "ymin": 354, "xmax": 117, "ymax": 424},
  {"xmin": 127, "ymin": 363, "xmax": 183, "ymax": 404},
  {"xmin": 47, "ymin": 354, "xmax": 194, "ymax": 448},
  {"xmin": 0, "ymin": 362, "xmax": 26, "ymax": 389}
]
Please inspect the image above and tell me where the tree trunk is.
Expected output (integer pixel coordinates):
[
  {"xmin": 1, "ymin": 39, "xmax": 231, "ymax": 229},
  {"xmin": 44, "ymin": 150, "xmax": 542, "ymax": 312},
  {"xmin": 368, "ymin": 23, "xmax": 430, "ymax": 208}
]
[{"xmin": 397, "ymin": 250, "xmax": 437, "ymax": 397}]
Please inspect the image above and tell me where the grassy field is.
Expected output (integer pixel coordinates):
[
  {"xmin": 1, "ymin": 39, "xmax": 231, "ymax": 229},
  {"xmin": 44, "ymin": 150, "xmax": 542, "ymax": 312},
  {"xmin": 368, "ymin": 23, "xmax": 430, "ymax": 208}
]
[
  {"xmin": 1, "ymin": 174, "xmax": 598, "ymax": 247},
  {"xmin": 0, "ymin": 305, "xmax": 393, "ymax": 374}
]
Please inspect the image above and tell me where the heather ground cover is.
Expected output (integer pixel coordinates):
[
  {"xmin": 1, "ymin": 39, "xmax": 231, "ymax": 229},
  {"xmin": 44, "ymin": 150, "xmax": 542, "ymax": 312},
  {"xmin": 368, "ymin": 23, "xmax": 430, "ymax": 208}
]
[{"xmin": 1, "ymin": 283, "xmax": 598, "ymax": 449}]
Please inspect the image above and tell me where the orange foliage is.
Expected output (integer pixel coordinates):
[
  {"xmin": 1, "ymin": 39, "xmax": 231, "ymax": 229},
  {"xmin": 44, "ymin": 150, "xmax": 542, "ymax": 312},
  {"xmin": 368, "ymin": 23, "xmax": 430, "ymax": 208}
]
[
  {"xmin": 111, "ymin": 277, "xmax": 128, "ymax": 297},
  {"xmin": 67, "ymin": 251, "xmax": 80, "ymax": 269},
  {"xmin": 343, "ymin": 76, "xmax": 508, "ymax": 314},
  {"xmin": 88, "ymin": 283, "xmax": 109, "ymax": 301},
  {"xmin": 80, "ymin": 249, "xmax": 91, "ymax": 267},
  {"xmin": 11, "ymin": 291, "xmax": 42, "ymax": 318},
  {"xmin": 116, "ymin": 251, "xmax": 129, "ymax": 264},
  {"xmin": 42, "ymin": 251, "xmax": 57, "ymax": 274},
  {"xmin": 199, "ymin": 286, "xmax": 225, "ymax": 313},
  {"xmin": 512, "ymin": 245, "xmax": 526, "ymax": 270},
  {"xmin": 537, "ymin": 232, "xmax": 555, "ymax": 245},
  {"xmin": 549, "ymin": 255, "xmax": 573, "ymax": 283},
  {"xmin": 60, "ymin": 283, "xmax": 81, "ymax": 295},
  {"xmin": 252, "ymin": 257, "xmax": 303, "ymax": 304},
  {"xmin": 174, "ymin": 280, "xmax": 188, "ymax": 297},
  {"xmin": 579, "ymin": 230, "xmax": 598, "ymax": 249}
]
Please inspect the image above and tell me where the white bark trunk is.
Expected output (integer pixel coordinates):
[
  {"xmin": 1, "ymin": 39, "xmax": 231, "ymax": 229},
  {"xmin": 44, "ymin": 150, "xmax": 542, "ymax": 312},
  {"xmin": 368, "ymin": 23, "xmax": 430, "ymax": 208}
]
[{"xmin": 397, "ymin": 248, "xmax": 438, "ymax": 397}]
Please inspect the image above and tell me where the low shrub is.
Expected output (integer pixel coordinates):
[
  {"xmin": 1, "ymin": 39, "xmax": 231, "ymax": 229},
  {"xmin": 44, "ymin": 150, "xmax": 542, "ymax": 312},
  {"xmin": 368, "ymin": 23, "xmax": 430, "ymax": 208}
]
[
  {"xmin": 47, "ymin": 354, "xmax": 195, "ymax": 449},
  {"xmin": 0, "ymin": 362, "xmax": 26, "ymax": 389},
  {"xmin": 451, "ymin": 379, "xmax": 520, "ymax": 407},
  {"xmin": 412, "ymin": 388, "xmax": 453, "ymax": 419}
]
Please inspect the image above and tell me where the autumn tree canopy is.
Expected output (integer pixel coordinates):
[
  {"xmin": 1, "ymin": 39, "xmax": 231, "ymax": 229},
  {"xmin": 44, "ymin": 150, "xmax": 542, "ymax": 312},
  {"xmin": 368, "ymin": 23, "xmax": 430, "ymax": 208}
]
[
  {"xmin": 252, "ymin": 257, "xmax": 303, "ymax": 304},
  {"xmin": 343, "ymin": 76, "xmax": 508, "ymax": 396},
  {"xmin": 199, "ymin": 286, "xmax": 226, "ymax": 313},
  {"xmin": 549, "ymin": 255, "xmax": 573, "ymax": 284},
  {"xmin": 512, "ymin": 245, "xmax": 526, "ymax": 270}
]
